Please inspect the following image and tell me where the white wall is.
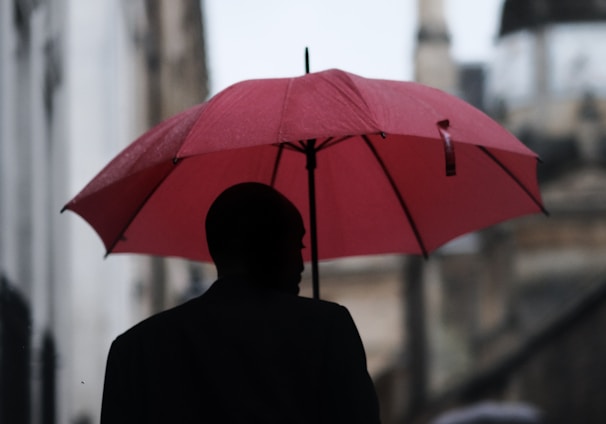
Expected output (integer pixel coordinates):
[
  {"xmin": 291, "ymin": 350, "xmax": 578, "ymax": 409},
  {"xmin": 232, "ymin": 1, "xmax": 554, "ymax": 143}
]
[
  {"xmin": 1, "ymin": 1, "xmax": 140, "ymax": 423},
  {"xmin": 63, "ymin": 1, "xmax": 138, "ymax": 421}
]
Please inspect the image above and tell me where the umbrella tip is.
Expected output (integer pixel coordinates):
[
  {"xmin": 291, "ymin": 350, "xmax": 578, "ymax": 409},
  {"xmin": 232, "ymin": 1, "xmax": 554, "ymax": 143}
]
[{"xmin": 305, "ymin": 47, "xmax": 310, "ymax": 74}]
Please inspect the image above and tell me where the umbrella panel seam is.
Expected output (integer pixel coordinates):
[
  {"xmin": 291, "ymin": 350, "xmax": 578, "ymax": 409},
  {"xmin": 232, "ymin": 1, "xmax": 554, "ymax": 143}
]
[{"xmin": 105, "ymin": 160, "xmax": 182, "ymax": 256}]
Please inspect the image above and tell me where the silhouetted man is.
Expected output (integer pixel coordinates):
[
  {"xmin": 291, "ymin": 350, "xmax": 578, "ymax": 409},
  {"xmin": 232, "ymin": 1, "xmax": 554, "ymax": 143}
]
[{"xmin": 101, "ymin": 182, "xmax": 381, "ymax": 423}]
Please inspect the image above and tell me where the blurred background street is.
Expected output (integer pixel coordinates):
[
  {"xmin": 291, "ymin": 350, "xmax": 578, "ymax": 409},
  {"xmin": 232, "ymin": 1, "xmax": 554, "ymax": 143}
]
[{"xmin": 2, "ymin": 1, "xmax": 606, "ymax": 423}]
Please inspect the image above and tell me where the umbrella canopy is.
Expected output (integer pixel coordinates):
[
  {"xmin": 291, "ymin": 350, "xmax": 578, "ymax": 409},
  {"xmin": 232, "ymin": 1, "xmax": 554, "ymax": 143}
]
[{"xmin": 63, "ymin": 68, "xmax": 545, "ymax": 295}]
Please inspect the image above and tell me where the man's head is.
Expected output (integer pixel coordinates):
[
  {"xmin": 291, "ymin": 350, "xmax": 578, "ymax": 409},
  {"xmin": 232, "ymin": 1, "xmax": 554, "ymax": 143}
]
[{"xmin": 205, "ymin": 182, "xmax": 305, "ymax": 294}]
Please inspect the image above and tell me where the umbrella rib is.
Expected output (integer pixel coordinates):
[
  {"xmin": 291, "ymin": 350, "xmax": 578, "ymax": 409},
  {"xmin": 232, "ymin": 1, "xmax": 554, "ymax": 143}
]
[
  {"xmin": 361, "ymin": 135, "xmax": 429, "ymax": 257},
  {"xmin": 104, "ymin": 159, "xmax": 183, "ymax": 257},
  {"xmin": 281, "ymin": 141, "xmax": 304, "ymax": 153},
  {"xmin": 270, "ymin": 143, "xmax": 285, "ymax": 187},
  {"xmin": 478, "ymin": 146, "xmax": 549, "ymax": 215},
  {"xmin": 317, "ymin": 135, "xmax": 352, "ymax": 151},
  {"xmin": 316, "ymin": 137, "xmax": 334, "ymax": 150}
]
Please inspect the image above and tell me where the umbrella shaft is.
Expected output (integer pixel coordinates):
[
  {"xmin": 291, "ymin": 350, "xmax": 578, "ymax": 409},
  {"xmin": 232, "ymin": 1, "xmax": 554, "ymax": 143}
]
[{"xmin": 305, "ymin": 140, "xmax": 320, "ymax": 300}]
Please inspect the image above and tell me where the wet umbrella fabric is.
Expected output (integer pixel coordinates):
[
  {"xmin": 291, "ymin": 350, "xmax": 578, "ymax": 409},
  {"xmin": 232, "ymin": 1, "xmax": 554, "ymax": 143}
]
[{"xmin": 63, "ymin": 69, "xmax": 545, "ymax": 297}]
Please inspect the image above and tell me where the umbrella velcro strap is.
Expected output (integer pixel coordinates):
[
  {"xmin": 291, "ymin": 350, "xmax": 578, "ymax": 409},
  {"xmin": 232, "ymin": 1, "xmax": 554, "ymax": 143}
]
[{"xmin": 438, "ymin": 120, "xmax": 456, "ymax": 177}]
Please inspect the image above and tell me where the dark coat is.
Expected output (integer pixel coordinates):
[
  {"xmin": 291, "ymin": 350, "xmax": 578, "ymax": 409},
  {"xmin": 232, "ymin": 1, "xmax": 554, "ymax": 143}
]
[{"xmin": 100, "ymin": 278, "xmax": 380, "ymax": 423}]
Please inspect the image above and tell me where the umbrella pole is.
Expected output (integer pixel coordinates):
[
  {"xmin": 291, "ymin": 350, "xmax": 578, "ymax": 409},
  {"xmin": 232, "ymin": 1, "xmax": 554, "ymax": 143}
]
[{"xmin": 305, "ymin": 140, "xmax": 320, "ymax": 300}]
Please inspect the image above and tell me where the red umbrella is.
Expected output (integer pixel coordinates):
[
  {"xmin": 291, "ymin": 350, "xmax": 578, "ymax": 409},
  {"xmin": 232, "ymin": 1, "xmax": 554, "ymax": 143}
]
[{"xmin": 63, "ymin": 68, "xmax": 546, "ymax": 299}]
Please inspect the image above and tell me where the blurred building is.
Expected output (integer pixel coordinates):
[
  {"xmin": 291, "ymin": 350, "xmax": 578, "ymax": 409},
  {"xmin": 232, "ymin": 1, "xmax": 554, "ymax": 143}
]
[
  {"xmin": 415, "ymin": 0, "xmax": 606, "ymax": 423},
  {"xmin": 0, "ymin": 1, "xmax": 207, "ymax": 423},
  {"xmin": 482, "ymin": 0, "xmax": 606, "ymax": 363},
  {"xmin": 415, "ymin": 0, "xmax": 458, "ymax": 93},
  {"xmin": 487, "ymin": 0, "xmax": 606, "ymax": 176}
]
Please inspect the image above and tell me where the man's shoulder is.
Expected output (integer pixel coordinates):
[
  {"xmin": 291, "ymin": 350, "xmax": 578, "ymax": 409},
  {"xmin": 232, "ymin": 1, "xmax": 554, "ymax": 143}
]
[
  {"xmin": 112, "ymin": 290, "xmax": 351, "ymax": 347},
  {"xmin": 204, "ymin": 278, "xmax": 348, "ymax": 314},
  {"xmin": 292, "ymin": 295, "xmax": 346, "ymax": 312},
  {"xmin": 275, "ymin": 294, "xmax": 352, "ymax": 322},
  {"xmin": 114, "ymin": 298, "xmax": 198, "ymax": 343}
]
